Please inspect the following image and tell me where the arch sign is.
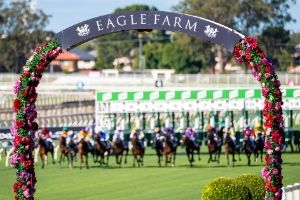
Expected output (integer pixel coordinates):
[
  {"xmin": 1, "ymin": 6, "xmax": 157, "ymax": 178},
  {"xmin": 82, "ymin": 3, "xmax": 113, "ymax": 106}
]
[{"xmin": 11, "ymin": 11, "xmax": 283, "ymax": 200}]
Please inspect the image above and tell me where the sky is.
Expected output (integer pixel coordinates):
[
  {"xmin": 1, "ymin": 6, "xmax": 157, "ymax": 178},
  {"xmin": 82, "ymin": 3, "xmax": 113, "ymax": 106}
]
[{"xmin": 5, "ymin": 0, "xmax": 300, "ymax": 33}]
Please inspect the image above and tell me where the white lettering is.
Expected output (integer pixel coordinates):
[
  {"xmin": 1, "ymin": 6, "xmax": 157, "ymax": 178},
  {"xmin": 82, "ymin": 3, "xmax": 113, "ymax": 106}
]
[
  {"xmin": 116, "ymin": 15, "xmax": 126, "ymax": 26},
  {"xmin": 154, "ymin": 14, "xmax": 160, "ymax": 25},
  {"xmin": 107, "ymin": 18, "xmax": 115, "ymax": 29},
  {"xmin": 140, "ymin": 14, "xmax": 147, "ymax": 25},
  {"xmin": 130, "ymin": 15, "xmax": 138, "ymax": 25},
  {"xmin": 174, "ymin": 17, "xmax": 182, "ymax": 28},
  {"xmin": 185, "ymin": 19, "xmax": 197, "ymax": 32},
  {"xmin": 96, "ymin": 20, "xmax": 104, "ymax": 31},
  {"xmin": 162, "ymin": 16, "xmax": 171, "ymax": 26}
]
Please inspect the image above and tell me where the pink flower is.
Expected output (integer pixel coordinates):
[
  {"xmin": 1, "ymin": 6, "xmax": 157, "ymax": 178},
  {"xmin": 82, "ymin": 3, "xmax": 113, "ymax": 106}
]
[
  {"xmin": 13, "ymin": 80, "xmax": 21, "ymax": 94},
  {"xmin": 10, "ymin": 124, "xmax": 18, "ymax": 136},
  {"xmin": 10, "ymin": 153, "xmax": 19, "ymax": 165},
  {"xmin": 23, "ymin": 189, "xmax": 30, "ymax": 198},
  {"xmin": 275, "ymin": 146, "xmax": 281, "ymax": 152},
  {"xmin": 272, "ymin": 168, "xmax": 278, "ymax": 175},
  {"xmin": 261, "ymin": 167, "xmax": 269, "ymax": 180},
  {"xmin": 262, "ymin": 86, "xmax": 269, "ymax": 97},
  {"xmin": 267, "ymin": 149, "xmax": 273, "ymax": 154},
  {"xmin": 265, "ymin": 73, "xmax": 271, "ymax": 79}
]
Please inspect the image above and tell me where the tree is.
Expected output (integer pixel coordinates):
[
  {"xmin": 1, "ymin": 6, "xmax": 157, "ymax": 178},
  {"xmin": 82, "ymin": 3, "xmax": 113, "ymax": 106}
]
[
  {"xmin": 0, "ymin": 0, "xmax": 52, "ymax": 72},
  {"xmin": 259, "ymin": 26, "xmax": 293, "ymax": 70},
  {"xmin": 95, "ymin": 4, "xmax": 167, "ymax": 70},
  {"xmin": 173, "ymin": 0, "xmax": 296, "ymax": 72}
]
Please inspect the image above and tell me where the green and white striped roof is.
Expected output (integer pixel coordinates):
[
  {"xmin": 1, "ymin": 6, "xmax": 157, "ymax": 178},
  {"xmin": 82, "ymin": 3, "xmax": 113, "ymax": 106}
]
[{"xmin": 96, "ymin": 88, "xmax": 300, "ymax": 102}]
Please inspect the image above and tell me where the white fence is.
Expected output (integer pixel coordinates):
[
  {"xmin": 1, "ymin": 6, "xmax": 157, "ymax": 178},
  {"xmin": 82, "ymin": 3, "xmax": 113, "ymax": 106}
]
[{"xmin": 283, "ymin": 183, "xmax": 300, "ymax": 200}]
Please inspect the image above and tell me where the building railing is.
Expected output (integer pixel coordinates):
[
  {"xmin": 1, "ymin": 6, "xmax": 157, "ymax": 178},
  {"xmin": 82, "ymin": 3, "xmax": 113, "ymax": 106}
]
[
  {"xmin": 283, "ymin": 183, "xmax": 300, "ymax": 200},
  {"xmin": 0, "ymin": 72, "xmax": 299, "ymax": 88}
]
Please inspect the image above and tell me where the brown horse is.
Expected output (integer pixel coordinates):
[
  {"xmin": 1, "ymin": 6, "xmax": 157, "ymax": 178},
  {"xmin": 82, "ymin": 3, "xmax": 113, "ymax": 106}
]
[
  {"xmin": 162, "ymin": 136, "xmax": 177, "ymax": 167},
  {"xmin": 94, "ymin": 134, "xmax": 111, "ymax": 167},
  {"xmin": 112, "ymin": 139, "xmax": 128, "ymax": 167},
  {"xmin": 131, "ymin": 133, "xmax": 145, "ymax": 167},
  {"xmin": 58, "ymin": 136, "xmax": 76, "ymax": 169},
  {"xmin": 181, "ymin": 135, "xmax": 200, "ymax": 167},
  {"xmin": 77, "ymin": 140, "xmax": 89, "ymax": 169},
  {"xmin": 254, "ymin": 133, "xmax": 265, "ymax": 163},
  {"xmin": 243, "ymin": 135, "xmax": 254, "ymax": 166},
  {"xmin": 207, "ymin": 132, "xmax": 221, "ymax": 164},
  {"xmin": 37, "ymin": 137, "xmax": 55, "ymax": 169},
  {"xmin": 223, "ymin": 133, "xmax": 239, "ymax": 167}
]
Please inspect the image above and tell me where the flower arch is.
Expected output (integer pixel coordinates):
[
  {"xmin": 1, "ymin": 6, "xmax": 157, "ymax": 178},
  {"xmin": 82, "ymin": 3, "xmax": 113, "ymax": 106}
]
[{"xmin": 11, "ymin": 11, "xmax": 283, "ymax": 200}]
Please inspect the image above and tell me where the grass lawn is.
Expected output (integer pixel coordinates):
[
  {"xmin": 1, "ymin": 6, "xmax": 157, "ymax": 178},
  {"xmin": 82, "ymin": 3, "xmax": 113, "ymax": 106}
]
[{"xmin": 0, "ymin": 147, "xmax": 299, "ymax": 200}]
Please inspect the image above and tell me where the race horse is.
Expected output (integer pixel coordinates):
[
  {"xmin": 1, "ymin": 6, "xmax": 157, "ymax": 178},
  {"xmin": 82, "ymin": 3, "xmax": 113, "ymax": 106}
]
[
  {"xmin": 181, "ymin": 135, "xmax": 200, "ymax": 167},
  {"xmin": 37, "ymin": 137, "xmax": 55, "ymax": 169},
  {"xmin": 207, "ymin": 131, "xmax": 221, "ymax": 164},
  {"xmin": 112, "ymin": 139, "xmax": 128, "ymax": 167},
  {"xmin": 223, "ymin": 133, "xmax": 238, "ymax": 167},
  {"xmin": 77, "ymin": 139, "xmax": 89, "ymax": 169},
  {"xmin": 94, "ymin": 134, "xmax": 111, "ymax": 167},
  {"xmin": 154, "ymin": 135, "xmax": 177, "ymax": 167},
  {"xmin": 131, "ymin": 133, "xmax": 145, "ymax": 167},
  {"xmin": 57, "ymin": 136, "xmax": 76, "ymax": 169},
  {"xmin": 254, "ymin": 133, "xmax": 265, "ymax": 163},
  {"xmin": 243, "ymin": 135, "xmax": 254, "ymax": 166}
]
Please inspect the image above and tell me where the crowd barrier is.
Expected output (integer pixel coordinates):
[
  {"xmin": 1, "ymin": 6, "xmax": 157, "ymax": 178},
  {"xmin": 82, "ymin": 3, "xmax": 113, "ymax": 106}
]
[{"xmin": 283, "ymin": 183, "xmax": 300, "ymax": 200}]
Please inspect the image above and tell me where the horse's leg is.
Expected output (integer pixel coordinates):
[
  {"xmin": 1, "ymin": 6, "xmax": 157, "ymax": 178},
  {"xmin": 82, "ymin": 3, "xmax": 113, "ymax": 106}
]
[
  {"xmin": 59, "ymin": 152, "xmax": 63, "ymax": 165},
  {"xmin": 238, "ymin": 148, "xmax": 242, "ymax": 161},
  {"xmin": 54, "ymin": 145, "xmax": 60, "ymax": 160},
  {"xmin": 158, "ymin": 154, "xmax": 161, "ymax": 167},
  {"xmin": 227, "ymin": 154, "xmax": 229, "ymax": 166},
  {"xmin": 232, "ymin": 153, "xmax": 235, "ymax": 168},
  {"xmin": 260, "ymin": 150, "xmax": 263, "ymax": 163},
  {"xmin": 165, "ymin": 155, "xmax": 168, "ymax": 167},
  {"xmin": 51, "ymin": 150, "xmax": 55, "ymax": 164},
  {"xmin": 79, "ymin": 154, "xmax": 83, "ymax": 170},
  {"xmin": 133, "ymin": 155, "xmax": 136, "ymax": 167},
  {"xmin": 45, "ymin": 154, "xmax": 48, "ymax": 165},
  {"xmin": 124, "ymin": 149, "xmax": 128, "ymax": 164},
  {"xmin": 86, "ymin": 154, "xmax": 89, "ymax": 169},
  {"xmin": 40, "ymin": 154, "xmax": 44, "ymax": 169},
  {"xmin": 197, "ymin": 147, "xmax": 201, "ymax": 161},
  {"xmin": 34, "ymin": 147, "xmax": 39, "ymax": 163},
  {"xmin": 119, "ymin": 153, "xmax": 123, "ymax": 168},
  {"xmin": 208, "ymin": 151, "xmax": 211, "ymax": 163},
  {"xmin": 106, "ymin": 151, "xmax": 109, "ymax": 167}
]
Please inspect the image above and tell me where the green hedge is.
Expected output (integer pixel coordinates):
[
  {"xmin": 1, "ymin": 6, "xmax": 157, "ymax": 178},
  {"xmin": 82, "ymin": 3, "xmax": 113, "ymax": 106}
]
[
  {"xmin": 235, "ymin": 174, "xmax": 265, "ymax": 200},
  {"xmin": 201, "ymin": 177, "xmax": 252, "ymax": 200}
]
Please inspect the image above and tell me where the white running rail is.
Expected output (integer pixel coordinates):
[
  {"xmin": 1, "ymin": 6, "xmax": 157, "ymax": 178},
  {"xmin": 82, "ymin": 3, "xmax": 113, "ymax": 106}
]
[{"xmin": 283, "ymin": 183, "xmax": 300, "ymax": 200}]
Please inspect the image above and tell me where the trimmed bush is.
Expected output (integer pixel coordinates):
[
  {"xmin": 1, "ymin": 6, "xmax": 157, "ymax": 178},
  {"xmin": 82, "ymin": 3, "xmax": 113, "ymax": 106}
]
[
  {"xmin": 235, "ymin": 174, "xmax": 265, "ymax": 200},
  {"xmin": 201, "ymin": 177, "xmax": 252, "ymax": 200}
]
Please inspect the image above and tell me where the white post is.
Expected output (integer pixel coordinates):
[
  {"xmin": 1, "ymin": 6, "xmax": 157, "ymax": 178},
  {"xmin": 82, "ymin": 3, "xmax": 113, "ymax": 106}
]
[{"xmin": 293, "ymin": 183, "xmax": 300, "ymax": 200}]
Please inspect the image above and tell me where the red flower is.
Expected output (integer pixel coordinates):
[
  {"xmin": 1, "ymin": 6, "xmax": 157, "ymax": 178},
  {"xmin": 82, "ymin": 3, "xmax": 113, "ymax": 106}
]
[
  {"xmin": 23, "ymin": 160, "xmax": 33, "ymax": 169},
  {"xmin": 13, "ymin": 181, "xmax": 22, "ymax": 192},
  {"xmin": 245, "ymin": 54, "xmax": 252, "ymax": 61},
  {"xmin": 265, "ymin": 64, "xmax": 272, "ymax": 73},
  {"xmin": 16, "ymin": 120, "xmax": 25, "ymax": 128},
  {"xmin": 35, "ymin": 65, "xmax": 44, "ymax": 74},
  {"xmin": 265, "ymin": 155, "xmax": 270, "ymax": 165},
  {"xmin": 23, "ymin": 70, "xmax": 30, "ymax": 77},
  {"xmin": 13, "ymin": 99, "xmax": 21, "ymax": 112}
]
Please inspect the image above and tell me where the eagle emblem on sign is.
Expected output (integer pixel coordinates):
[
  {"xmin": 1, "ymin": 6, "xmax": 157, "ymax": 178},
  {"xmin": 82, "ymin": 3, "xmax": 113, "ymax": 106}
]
[
  {"xmin": 204, "ymin": 25, "xmax": 218, "ymax": 38},
  {"xmin": 76, "ymin": 24, "xmax": 90, "ymax": 37}
]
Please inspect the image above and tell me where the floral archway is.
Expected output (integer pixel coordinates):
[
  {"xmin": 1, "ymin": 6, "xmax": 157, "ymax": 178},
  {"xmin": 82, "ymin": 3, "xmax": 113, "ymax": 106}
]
[{"xmin": 11, "ymin": 13, "xmax": 283, "ymax": 200}]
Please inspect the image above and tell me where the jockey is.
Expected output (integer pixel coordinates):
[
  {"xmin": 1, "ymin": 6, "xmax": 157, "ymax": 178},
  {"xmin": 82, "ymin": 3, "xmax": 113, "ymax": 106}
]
[
  {"xmin": 164, "ymin": 127, "xmax": 177, "ymax": 149},
  {"xmin": 79, "ymin": 128, "xmax": 92, "ymax": 150},
  {"xmin": 185, "ymin": 126, "xmax": 197, "ymax": 147},
  {"xmin": 38, "ymin": 127, "xmax": 53, "ymax": 149},
  {"xmin": 61, "ymin": 127, "xmax": 70, "ymax": 138},
  {"xmin": 154, "ymin": 127, "xmax": 163, "ymax": 141},
  {"xmin": 185, "ymin": 126, "xmax": 195, "ymax": 140},
  {"xmin": 130, "ymin": 127, "xmax": 144, "ymax": 149},
  {"xmin": 113, "ymin": 127, "xmax": 125, "ymax": 147},
  {"xmin": 243, "ymin": 126, "xmax": 255, "ymax": 151},
  {"xmin": 254, "ymin": 122, "xmax": 265, "ymax": 138},
  {"xmin": 98, "ymin": 127, "xmax": 111, "ymax": 150}
]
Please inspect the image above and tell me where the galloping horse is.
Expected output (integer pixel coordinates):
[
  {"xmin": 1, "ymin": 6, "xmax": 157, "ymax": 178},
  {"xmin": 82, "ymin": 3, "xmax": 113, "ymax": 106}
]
[
  {"xmin": 112, "ymin": 139, "xmax": 128, "ymax": 167},
  {"xmin": 37, "ymin": 137, "xmax": 55, "ymax": 169},
  {"xmin": 181, "ymin": 135, "xmax": 200, "ymax": 167},
  {"xmin": 162, "ymin": 135, "xmax": 177, "ymax": 167},
  {"xmin": 57, "ymin": 136, "xmax": 76, "ymax": 169},
  {"xmin": 254, "ymin": 133, "xmax": 265, "ymax": 162},
  {"xmin": 131, "ymin": 132, "xmax": 145, "ymax": 167},
  {"xmin": 77, "ymin": 139, "xmax": 89, "ymax": 169},
  {"xmin": 94, "ymin": 134, "xmax": 111, "ymax": 167},
  {"xmin": 243, "ymin": 135, "xmax": 254, "ymax": 166},
  {"xmin": 207, "ymin": 131, "xmax": 221, "ymax": 164},
  {"xmin": 223, "ymin": 133, "xmax": 237, "ymax": 167}
]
